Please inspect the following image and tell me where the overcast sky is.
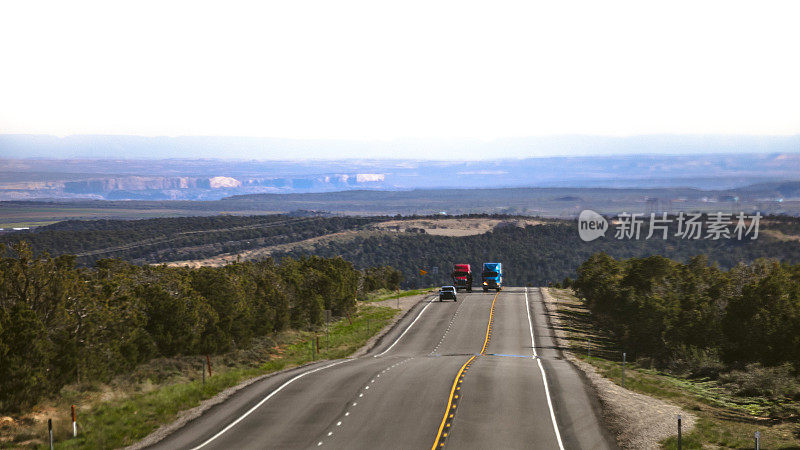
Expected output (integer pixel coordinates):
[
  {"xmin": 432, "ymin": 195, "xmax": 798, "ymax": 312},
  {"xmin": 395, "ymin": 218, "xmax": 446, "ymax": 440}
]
[{"xmin": 1, "ymin": 1, "xmax": 799, "ymax": 151}]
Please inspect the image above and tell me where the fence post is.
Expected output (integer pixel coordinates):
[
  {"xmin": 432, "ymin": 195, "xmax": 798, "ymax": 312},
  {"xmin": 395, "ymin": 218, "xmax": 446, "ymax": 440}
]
[
  {"xmin": 677, "ymin": 414, "xmax": 682, "ymax": 450},
  {"xmin": 48, "ymin": 418, "xmax": 53, "ymax": 450},
  {"xmin": 325, "ymin": 310, "xmax": 331, "ymax": 349},
  {"xmin": 72, "ymin": 404, "xmax": 77, "ymax": 437},
  {"xmin": 202, "ymin": 359, "xmax": 205, "ymax": 388},
  {"xmin": 622, "ymin": 352, "xmax": 626, "ymax": 388},
  {"xmin": 206, "ymin": 355, "xmax": 212, "ymax": 377}
]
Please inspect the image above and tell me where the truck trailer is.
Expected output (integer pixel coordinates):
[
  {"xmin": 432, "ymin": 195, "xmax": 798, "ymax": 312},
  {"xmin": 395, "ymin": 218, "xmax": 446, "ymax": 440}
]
[
  {"xmin": 451, "ymin": 264, "xmax": 473, "ymax": 292},
  {"xmin": 481, "ymin": 263, "xmax": 503, "ymax": 292}
]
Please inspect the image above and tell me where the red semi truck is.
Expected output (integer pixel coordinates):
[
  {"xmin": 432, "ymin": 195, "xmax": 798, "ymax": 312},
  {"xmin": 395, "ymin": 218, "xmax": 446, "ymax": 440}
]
[{"xmin": 451, "ymin": 264, "xmax": 473, "ymax": 292}]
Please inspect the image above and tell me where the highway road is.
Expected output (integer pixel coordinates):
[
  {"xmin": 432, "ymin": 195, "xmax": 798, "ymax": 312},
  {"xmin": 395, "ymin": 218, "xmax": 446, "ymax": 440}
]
[{"xmin": 149, "ymin": 287, "xmax": 615, "ymax": 449}]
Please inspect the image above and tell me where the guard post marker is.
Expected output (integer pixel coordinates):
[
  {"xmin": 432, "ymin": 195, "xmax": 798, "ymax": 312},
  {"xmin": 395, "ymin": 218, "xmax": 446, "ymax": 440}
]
[
  {"xmin": 72, "ymin": 404, "xmax": 77, "ymax": 437},
  {"xmin": 622, "ymin": 352, "xmax": 626, "ymax": 388},
  {"xmin": 432, "ymin": 291, "xmax": 499, "ymax": 449},
  {"xmin": 48, "ymin": 418, "xmax": 53, "ymax": 450},
  {"xmin": 325, "ymin": 309, "xmax": 331, "ymax": 348}
]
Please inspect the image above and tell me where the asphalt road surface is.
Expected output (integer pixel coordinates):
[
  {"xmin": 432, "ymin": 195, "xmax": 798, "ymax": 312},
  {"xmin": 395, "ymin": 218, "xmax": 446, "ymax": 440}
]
[{"xmin": 149, "ymin": 287, "xmax": 616, "ymax": 450}]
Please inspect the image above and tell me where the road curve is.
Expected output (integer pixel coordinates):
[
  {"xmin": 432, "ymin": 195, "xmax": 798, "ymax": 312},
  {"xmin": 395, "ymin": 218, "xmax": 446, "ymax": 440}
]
[{"xmin": 148, "ymin": 287, "xmax": 616, "ymax": 449}]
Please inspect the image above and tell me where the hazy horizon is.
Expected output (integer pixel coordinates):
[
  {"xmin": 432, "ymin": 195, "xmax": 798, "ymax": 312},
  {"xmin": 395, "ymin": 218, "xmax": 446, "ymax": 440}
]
[
  {"xmin": 2, "ymin": 133, "xmax": 799, "ymax": 161},
  {"xmin": 3, "ymin": 151, "xmax": 799, "ymax": 202},
  {"xmin": 2, "ymin": 1, "xmax": 799, "ymax": 145}
]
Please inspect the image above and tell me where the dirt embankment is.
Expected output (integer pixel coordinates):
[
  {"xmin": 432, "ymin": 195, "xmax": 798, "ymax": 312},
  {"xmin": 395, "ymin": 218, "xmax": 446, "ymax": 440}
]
[
  {"xmin": 370, "ymin": 217, "xmax": 543, "ymax": 236},
  {"xmin": 761, "ymin": 229, "xmax": 800, "ymax": 241},
  {"xmin": 540, "ymin": 288, "xmax": 696, "ymax": 450},
  {"xmin": 164, "ymin": 230, "xmax": 363, "ymax": 268}
]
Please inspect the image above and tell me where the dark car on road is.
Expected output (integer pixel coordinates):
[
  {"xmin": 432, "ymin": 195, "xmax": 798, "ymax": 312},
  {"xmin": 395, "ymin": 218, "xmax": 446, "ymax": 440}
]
[{"xmin": 439, "ymin": 286, "xmax": 457, "ymax": 302}]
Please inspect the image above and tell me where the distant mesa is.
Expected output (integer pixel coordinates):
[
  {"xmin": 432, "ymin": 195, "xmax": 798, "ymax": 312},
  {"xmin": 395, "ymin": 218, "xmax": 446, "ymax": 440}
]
[
  {"xmin": 356, "ymin": 173, "xmax": 385, "ymax": 183},
  {"xmin": 209, "ymin": 176, "xmax": 242, "ymax": 189},
  {"xmin": 2, "ymin": 152, "xmax": 800, "ymax": 202},
  {"xmin": 0, "ymin": 171, "xmax": 391, "ymax": 201}
]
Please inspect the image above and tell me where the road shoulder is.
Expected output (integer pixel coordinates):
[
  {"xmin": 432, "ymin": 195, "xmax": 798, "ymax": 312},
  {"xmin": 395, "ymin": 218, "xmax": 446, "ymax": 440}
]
[
  {"xmin": 540, "ymin": 288, "xmax": 697, "ymax": 450},
  {"xmin": 128, "ymin": 292, "xmax": 431, "ymax": 449},
  {"xmin": 351, "ymin": 291, "xmax": 433, "ymax": 357}
]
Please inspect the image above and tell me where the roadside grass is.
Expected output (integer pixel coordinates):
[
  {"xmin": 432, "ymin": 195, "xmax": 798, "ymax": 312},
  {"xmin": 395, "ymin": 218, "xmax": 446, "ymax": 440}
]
[
  {"xmin": 362, "ymin": 287, "xmax": 434, "ymax": 303},
  {"xmin": 548, "ymin": 288, "xmax": 800, "ymax": 450},
  {"xmin": 9, "ymin": 304, "xmax": 397, "ymax": 449}
]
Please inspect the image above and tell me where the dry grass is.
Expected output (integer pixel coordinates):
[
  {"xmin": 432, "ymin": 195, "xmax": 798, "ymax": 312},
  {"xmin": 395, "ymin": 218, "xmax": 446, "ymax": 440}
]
[
  {"xmin": 165, "ymin": 229, "xmax": 372, "ymax": 267},
  {"xmin": 371, "ymin": 217, "xmax": 543, "ymax": 236},
  {"xmin": 762, "ymin": 229, "xmax": 800, "ymax": 242}
]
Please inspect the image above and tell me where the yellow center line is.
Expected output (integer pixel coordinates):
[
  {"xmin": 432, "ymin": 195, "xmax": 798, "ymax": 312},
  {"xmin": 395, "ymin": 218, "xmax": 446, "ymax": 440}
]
[
  {"xmin": 480, "ymin": 292, "xmax": 499, "ymax": 355},
  {"xmin": 431, "ymin": 291, "xmax": 500, "ymax": 449},
  {"xmin": 431, "ymin": 355, "xmax": 475, "ymax": 450}
]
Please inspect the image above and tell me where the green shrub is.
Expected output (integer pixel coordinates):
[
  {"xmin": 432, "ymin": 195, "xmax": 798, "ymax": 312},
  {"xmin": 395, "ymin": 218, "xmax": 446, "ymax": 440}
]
[
  {"xmin": 574, "ymin": 253, "xmax": 800, "ymax": 385},
  {"xmin": 667, "ymin": 346, "xmax": 726, "ymax": 379},
  {"xmin": 720, "ymin": 363, "xmax": 800, "ymax": 399}
]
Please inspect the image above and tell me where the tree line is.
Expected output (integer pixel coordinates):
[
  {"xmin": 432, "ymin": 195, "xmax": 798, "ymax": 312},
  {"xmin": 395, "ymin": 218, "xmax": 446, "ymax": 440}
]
[
  {"xmin": 276, "ymin": 220, "xmax": 800, "ymax": 289},
  {"xmin": 0, "ymin": 242, "xmax": 401, "ymax": 412},
  {"xmin": 16, "ymin": 214, "xmax": 800, "ymax": 285},
  {"xmin": 573, "ymin": 253, "xmax": 800, "ymax": 374}
]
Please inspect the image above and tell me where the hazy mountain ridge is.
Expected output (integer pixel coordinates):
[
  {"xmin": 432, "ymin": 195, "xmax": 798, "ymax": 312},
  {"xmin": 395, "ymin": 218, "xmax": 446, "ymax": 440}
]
[
  {"xmin": 3, "ymin": 183, "xmax": 800, "ymax": 230},
  {"xmin": 1, "ymin": 151, "xmax": 799, "ymax": 201}
]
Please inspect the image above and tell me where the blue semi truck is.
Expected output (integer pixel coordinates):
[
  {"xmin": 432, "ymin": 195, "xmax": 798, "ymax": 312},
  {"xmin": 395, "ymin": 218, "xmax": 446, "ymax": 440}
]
[{"xmin": 481, "ymin": 262, "xmax": 503, "ymax": 292}]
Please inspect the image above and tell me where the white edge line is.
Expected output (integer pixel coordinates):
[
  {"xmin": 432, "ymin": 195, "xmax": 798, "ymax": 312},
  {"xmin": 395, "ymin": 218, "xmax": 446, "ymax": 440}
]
[
  {"xmin": 525, "ymin": 287, "xmax": 565, "ymax": 450},
  {"xmin": 525, "ymin": 287, "xmax": 537, "ymax": 358},
  {"xmin": 373, "ymin": 296, "xmax": 434, "ymax": 357},
  {"xmin": 191, "ymin": 359, "xmax": 352, "ymax": 450}
]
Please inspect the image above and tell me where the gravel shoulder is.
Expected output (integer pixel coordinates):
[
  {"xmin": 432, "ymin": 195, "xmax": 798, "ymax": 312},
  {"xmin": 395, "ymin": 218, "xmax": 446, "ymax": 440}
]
[
  {"xmin": 350, "ymin": 291, "xmax": 434, "ymax": 357},
  {"xmin": 540, "ymin": 288, "xmax": 696, "ymax": 450}
]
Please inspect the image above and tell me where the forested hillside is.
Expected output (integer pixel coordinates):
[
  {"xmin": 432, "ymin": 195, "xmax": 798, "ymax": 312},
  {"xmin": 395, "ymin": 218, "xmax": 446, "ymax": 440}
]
[
  {"xmin": 0, "ymin": 215, "xmax": 380, "ymax": 266},
  {"xmin": 274, "ymin": 218, "xmax": 800, "ymax": 288},
  {"xmin": 0, "ymin": 242, "xmax": 401, "ymax": 411},
  {"xmin": 6, "ymin": 214, "xmax": 800, "ymax": 289}
]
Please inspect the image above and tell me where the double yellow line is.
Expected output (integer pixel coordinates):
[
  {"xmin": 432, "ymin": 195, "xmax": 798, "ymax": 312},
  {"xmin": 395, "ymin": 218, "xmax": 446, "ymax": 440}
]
[
  {"xmin": 431, "ymin": 291, "xmax": 499, "ymax": 449},
  {"xmin": 479, "ymin": 291, "xmax": 497, "ymax": 355}
]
